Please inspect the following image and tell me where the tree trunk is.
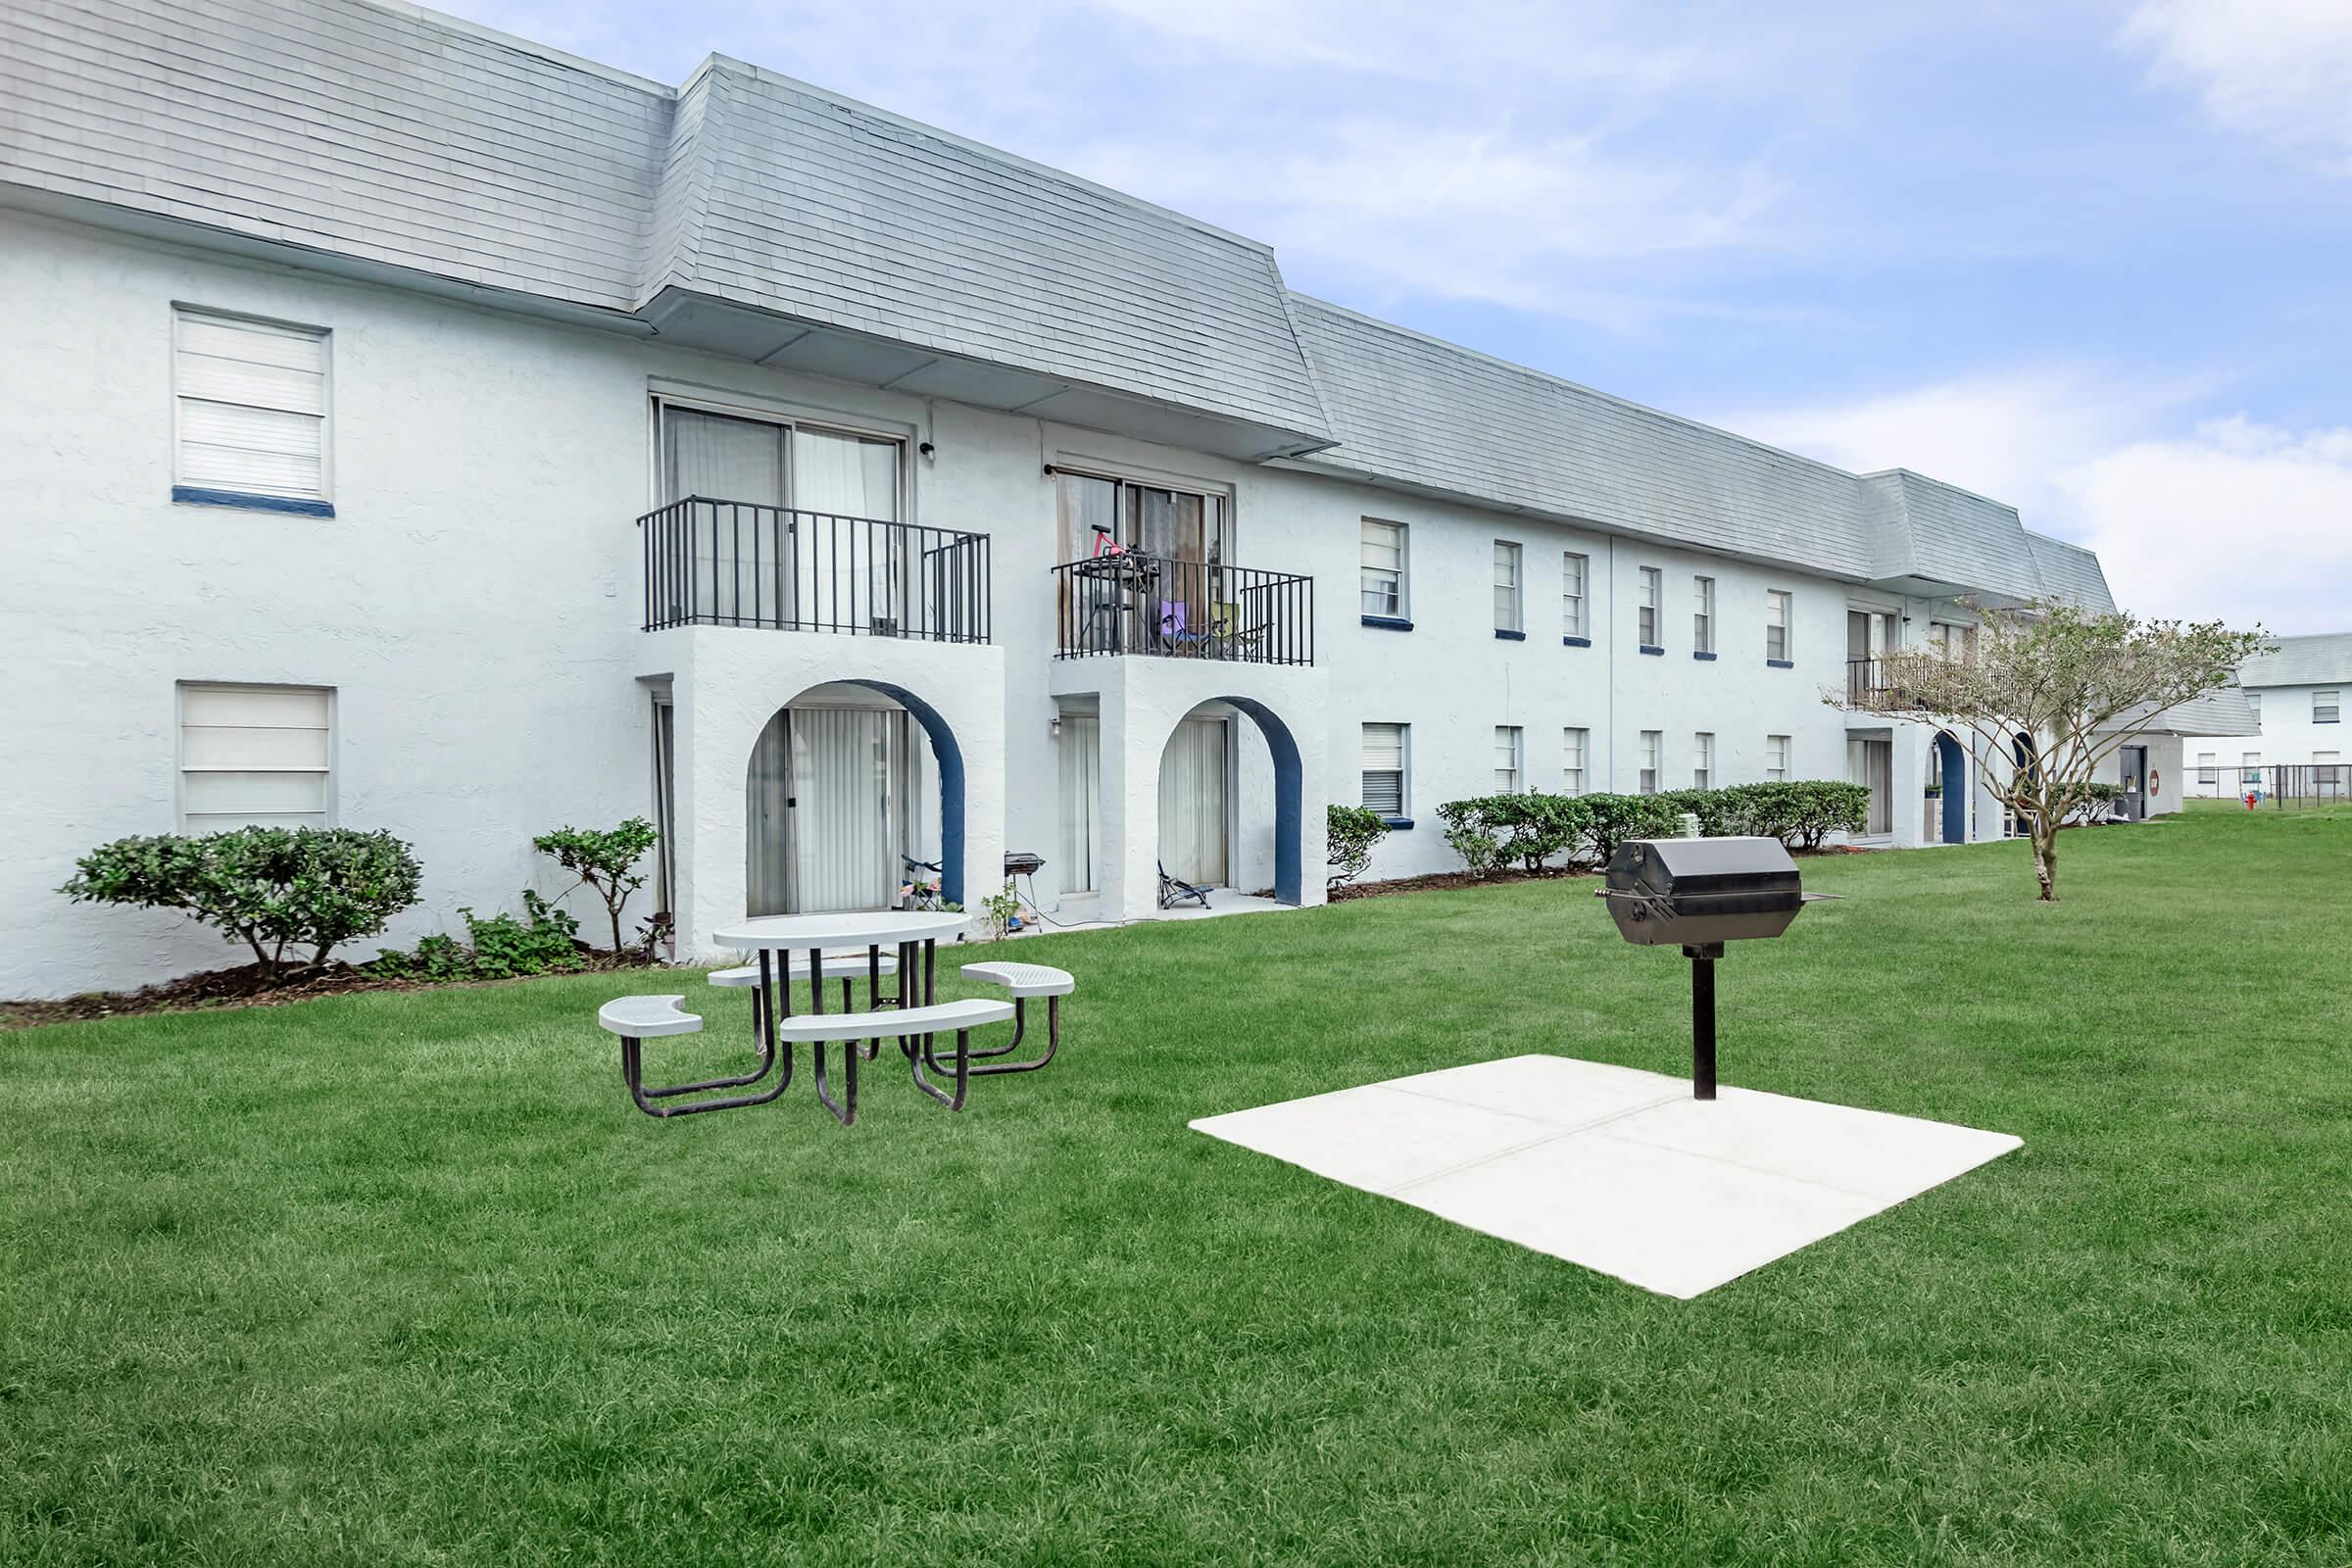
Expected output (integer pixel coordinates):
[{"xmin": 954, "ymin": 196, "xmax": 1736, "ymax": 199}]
[{"xmin": 2031, "ymin": 816, "xmax": 2059, "ymax": 903}]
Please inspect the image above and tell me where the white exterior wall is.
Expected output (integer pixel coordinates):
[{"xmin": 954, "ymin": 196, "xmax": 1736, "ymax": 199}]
[
  {"xmin": 2182, "ymin": 683, "xmax": 2347, "ymax": 792},
  {"xmin": 3, "ymin": 210, "xmax": 2015, "ymax": 996}
]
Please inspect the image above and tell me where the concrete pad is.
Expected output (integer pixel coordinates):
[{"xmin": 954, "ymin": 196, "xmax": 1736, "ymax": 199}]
[{"xmin": 1190, "ymin": 1054, "xmax": 2021, "ymax": 1298}]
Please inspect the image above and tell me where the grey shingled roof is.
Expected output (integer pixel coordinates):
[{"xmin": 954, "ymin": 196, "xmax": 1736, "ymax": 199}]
[
  {"xmin": 0, "ymin": 0, "xmax": 1331, "ymax": 441},
  {"xmin": 2107, "ymin": 686, "xmax": 2261, "ymax": 738},
  {"xmin": 4, "ymin": 0, "xmax": 2131, "ymax": 597},
  {"xmin": 2238, "ymin": 632, "xmax": 2352, "ymax": 689},
  {"xmin": 2022, "ymin": 530, "xmax": 2116, "ymax": 612}
]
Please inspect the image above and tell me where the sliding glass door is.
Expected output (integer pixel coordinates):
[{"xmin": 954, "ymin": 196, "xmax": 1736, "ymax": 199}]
[
  {"xmin": 1158, "ymin": 715, "xmax": 1229, "ymax": 888},
  {"xmin": 745, "ymin": 705, "xmax": 906, "ymax": 916},
  {"xmin": 1057, "ymin": 713, "xmax": 1101, "ymax": 897}
]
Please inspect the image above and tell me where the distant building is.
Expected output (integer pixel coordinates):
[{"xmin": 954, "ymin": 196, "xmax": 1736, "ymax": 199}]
[{"xmin": 2184, "ymin": 634, "xmax": 2352, "ymax": 798}]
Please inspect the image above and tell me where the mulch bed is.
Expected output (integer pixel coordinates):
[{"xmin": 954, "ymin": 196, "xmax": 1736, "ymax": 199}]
[{"xmin": 1, "ymin": 953, "xmax": 646, "ymax": 1031}]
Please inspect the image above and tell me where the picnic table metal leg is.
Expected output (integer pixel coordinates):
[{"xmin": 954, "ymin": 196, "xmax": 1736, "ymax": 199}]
[
  {"xmin": 619, "ymin": 950, "xmax": 792, "ymax": 1117},
  {"xmin": 965, "ymin": 996, "xmax": 1061, "ymax": 1076},
  {"xmin": 910, "ymin": 1026, "xmax": 971, "ymax": 1111}
]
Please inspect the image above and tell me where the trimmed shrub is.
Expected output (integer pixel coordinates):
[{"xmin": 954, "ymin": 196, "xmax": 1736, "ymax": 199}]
[
  {"xmin": 59, "ymin": 826, "xmax": 423, "ymax": 983},
  {"xmin": 1326, "ymin": 804, "xmax": 1392, "ymax": 887},
  {"xmin": 1435, "ymin": 780, "xmax": 1876, "ymax": 875}
]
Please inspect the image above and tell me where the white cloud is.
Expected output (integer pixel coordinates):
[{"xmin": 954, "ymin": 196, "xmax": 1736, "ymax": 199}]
[
  {"xmin": 2124, "ymin": 0, "xmax": 2352, "ymax": 169},
  {"xmin": 2065, "ymin": 418, "xmax": 2352, "ymax": 634},
  {"xmin": 1717, "ymin": 376, "xmax": 2351, "ymax": 632}
]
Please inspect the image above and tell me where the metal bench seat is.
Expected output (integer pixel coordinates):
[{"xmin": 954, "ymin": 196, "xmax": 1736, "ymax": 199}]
[
  {"xmin": 956, "ymin": 960, "xmax": 1074, "ymax": 1075},
  {"xmin": 959, "ymin": 959, "xmax": 1074, "ymax": 998},
  {"xmin": 597, "ymin": 994, "xmax": 704, "ymax": 1038},
  {"xmin": 599, "ymin": 993, "xmax": 795, "ymax": 1119}
]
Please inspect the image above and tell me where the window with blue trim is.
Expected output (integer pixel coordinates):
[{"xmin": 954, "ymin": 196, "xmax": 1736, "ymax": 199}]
[{"xmin": 173, "ymin": 307, "xmax": 332, "ymax": 514}]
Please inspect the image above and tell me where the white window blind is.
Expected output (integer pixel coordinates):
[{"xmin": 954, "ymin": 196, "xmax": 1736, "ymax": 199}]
[
  {"xmin": 1692, "ymin": 577, "xmax": 1714, "ymax": 654},
  {"xmin": 180, "ymin": 683, "xmax": 331, "ymax": 831},
  {"xmin": 1494, "ymin": 726, "xmax": 1523, "ymax": 794},
  {"xmin": 173, "ymin": 309, "xmax": 329, "ymax": 502},
  {"xmin": 1640, "ymin": 730, "xmax": 1661, "ymax": 795},
  {"xmin": 1493, "ymin": 542, "xmax": 1522, "ymax": 631},
  {"xmin": 1562, "ymin": 727, "xmax": 1588, "ymax": 795},
  {"xmin": 2316, "ymin": 690, "xmax": 2340, "ymax": 723},
  {"xmin": 1766, "ymin": 590, "xmax": 1791, "ymax": 661},
  {"xmin": 1362, "ymin": 519, "xmax": 1405, "ymax": 616},
  {"xmin": 1639, "ymin": 567, "xmax": 1661, "ymax": 646},
  {"xmin": 1766, "ymin": 733, "xmax": 1790, "ymax": 780},
  {"xmin": 2197, "ymin": 752, "xmax": 2217, "ymax": 785},
  {"xmin": 1693, "ymin": 731, "xmax": 1714, "ymax": 788},
  {"xmin": 1562, "ymin": 553, "xmax": 1588, "ymax": 637},
  {"xmin": 1362, "ymin": 722, "xmax": 1407, "ymax": 816}
]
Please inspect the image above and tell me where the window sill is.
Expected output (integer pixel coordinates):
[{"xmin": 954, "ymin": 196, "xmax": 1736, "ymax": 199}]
[
  {"xmin": 1767, "ymin": 658, "xmax": 1794, "ymax": 669},
  {"xmin": 1380, "ymin": 815, "xmax": 1414, "ymax": 830},
  {"xmin": 1360, "ymin": 614, "xmax": 1414, "ymax": 632},
  {"xmin": 173, "ymin": 485, "xmax": 335, "ymax": 518},
  {"xmin": 1561, "ymin": 635, "xmax": 1591, "ymax": 648},
  {"xmin": 1639, "ymin": 645, "xmax": 1665, "ymax": 657},
  {"xmin": 1692, "ymin": 651, "xmax": 1718, "ymax": 662},
  {"xmin": 1494, "ymin": 628, "xmax": 1527, "ymax": 642}
]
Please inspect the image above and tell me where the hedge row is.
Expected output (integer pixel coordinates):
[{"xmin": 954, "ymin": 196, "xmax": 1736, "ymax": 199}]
[{"xmin": 1436, "ymin": 780, "xmax": 1871, "ymax": 876}]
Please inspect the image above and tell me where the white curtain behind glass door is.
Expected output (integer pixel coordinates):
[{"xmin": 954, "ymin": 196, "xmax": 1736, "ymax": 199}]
[
  {"xmin": 790, "ymin": 707, "xmax": 898, "ymax": 913},
  {"xmin": 1057, "ymin": 714, "xmax": 1100, "ymax": 895},
  {"xmin": 663, "ymin": 409, "xmax": 786, "ymax": 624},
  {"xmin": 792, "ymin": 427, "xmax": 900, "ymax": 633},
  {"xmin": 1158, "ymin": 717, "xmax": 1228, "ymax": 887}
]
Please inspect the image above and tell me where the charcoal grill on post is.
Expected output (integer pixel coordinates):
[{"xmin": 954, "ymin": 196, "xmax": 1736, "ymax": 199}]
[{"xmin": 1594, "ymin": 836, "xmax": 1831, "ymax": 1100}]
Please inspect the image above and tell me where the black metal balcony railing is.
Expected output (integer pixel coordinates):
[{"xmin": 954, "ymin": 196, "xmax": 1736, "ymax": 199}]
[
  {"xmin": 1053, "ymin": 553, "xmax": 1314, "ymax": 666},
  {"xmin": 1846, "ymin": 656, "xmax": 1906, "ymax": 703},
  {"xmin": 639, "ymin": 497, "xmax": 991, "ymax": 643}
]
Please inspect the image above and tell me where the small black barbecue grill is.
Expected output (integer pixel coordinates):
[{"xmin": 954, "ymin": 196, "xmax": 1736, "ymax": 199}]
[
  {"xmin": 1003, "ymin": 851, "xmax": 1047, "ymax": 879},
  {"xmin": 1594, "ymin": 836, "xmax": 1833, "ymax": 1100}
]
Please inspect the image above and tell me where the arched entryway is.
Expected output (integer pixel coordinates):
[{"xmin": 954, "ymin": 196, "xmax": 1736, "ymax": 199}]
[
  {"xmin": 1153, "ymin": 695, "xmax": 1304, "ymax": 906},
  {"xmin": 745, "ymin": 679, "xmax": 966, "ymax": 915},
  {"xmin": 1934, "ymin": 730, "xmax": 1967, "ymax": 844}
]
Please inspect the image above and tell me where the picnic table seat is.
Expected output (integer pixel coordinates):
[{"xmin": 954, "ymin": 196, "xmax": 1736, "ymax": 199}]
[
  {"xmin": 598, "ymin": 993, "xmax": 793, "ymax": 1120},
  {"xmin": 957, "ymin": 959, "xmax": 1074, "ymax": 1074},
  {"xmin": 711, "ymin": 952, "xmax": 901, "ymax": 1018},
  {"xmin": 765, "ymin": 996, "xmax": 1015, "ymax": 1118}
]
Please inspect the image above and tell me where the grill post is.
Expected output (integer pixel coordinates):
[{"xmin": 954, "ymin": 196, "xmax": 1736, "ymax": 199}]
[{"xmin": 1684, "ymin": 941, "xmax": 1722, "ymax": 1100}]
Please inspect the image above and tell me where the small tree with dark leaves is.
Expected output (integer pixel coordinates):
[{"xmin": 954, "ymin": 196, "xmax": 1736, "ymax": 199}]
[{"xmin": 532, "ymin": 817, "xmax": 659, "ymax": 955}]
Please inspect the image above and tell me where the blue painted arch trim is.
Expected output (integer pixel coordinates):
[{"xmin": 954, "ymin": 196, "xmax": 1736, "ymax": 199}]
[
  {"xmin": 840, "ymin": 679, "xmax": 966, "ymax": 906},
  {"xmin": 1936, "ymin": 730, "xmax": 1967, "ymax": 844},
  {"xmin": 1204, "ymin": 695, "xmax": 1305, "ymax": 906}
]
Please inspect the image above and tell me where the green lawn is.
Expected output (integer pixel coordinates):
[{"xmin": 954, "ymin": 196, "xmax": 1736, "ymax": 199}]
[{"xmin": 5, "ymin": 811, "xmax": 2350, "ymax": 1566}]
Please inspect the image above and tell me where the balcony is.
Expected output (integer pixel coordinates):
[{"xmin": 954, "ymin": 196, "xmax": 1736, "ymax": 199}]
[
  {"xmin": 1846, "ymin": 656, "xmax": 1909, "ymax": 705},
  {"xmin": 639, "ymin": 498, "xmax": 991, "ymax": 643},
  {"xmin": 1052, "ymin": 553, "xmax": 1314, "ymax": 666}
]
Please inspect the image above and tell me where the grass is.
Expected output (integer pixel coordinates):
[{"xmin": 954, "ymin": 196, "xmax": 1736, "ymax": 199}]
[{"xmin": 4, "ymin": 809, "xmax": 2349, "ymax": 1566}]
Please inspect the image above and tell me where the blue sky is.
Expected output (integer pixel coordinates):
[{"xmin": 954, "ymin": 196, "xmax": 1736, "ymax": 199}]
[{"xmin": 448, "ymin": 0, "xmax": 2352, "ymax": 634}]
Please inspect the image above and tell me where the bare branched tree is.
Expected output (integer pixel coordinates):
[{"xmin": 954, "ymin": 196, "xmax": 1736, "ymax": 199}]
[{"xmin": 1836, "ymin": 600, "xmax": 2267, "ymax": 902}]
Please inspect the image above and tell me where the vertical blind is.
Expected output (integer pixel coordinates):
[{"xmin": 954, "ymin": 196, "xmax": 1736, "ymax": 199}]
[
  {"xmin": 1158, "ymin": 717, "xmax": 1228, "ymax": 887},
  {"xmin": 1848, "ymin": 738, "xmax": 1893, "ymax": 833},
  {"xmin": 1362, "ymin": 722, "xmax": 1405, "ymax": 814},
  {"xmin": 745, "ymin": 707, "xmax": 900, "ymax": 917},
  {"xmin": 1057, "ymin": 713, "xmax": 1100, "ymax": 895},
  {"xmin": 181, "ymin": 683, "xmax": 330, "ymax": 831},
  {"xmin": 174, "ymin": 311, "xmax": 328, "ymax": 500}
]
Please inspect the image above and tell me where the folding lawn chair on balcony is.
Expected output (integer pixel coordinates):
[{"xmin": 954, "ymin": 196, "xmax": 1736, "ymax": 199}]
[{"xmin": 1158, "ymin": 860, "xmax": 1212, "ymax": 910}]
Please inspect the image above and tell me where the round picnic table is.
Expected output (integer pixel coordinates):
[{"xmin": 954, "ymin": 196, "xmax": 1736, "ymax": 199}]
[{"xmin": 709, "ymin": 910, "xmax": 969, "ymax": 1123}]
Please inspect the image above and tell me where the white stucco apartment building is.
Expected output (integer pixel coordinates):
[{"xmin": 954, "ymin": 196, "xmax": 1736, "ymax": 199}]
[
  {"xmin": 0, "ymin": 0, "xmax": 2229, "ymax": 998},
  {"xmin": 2182, "ymin": 634, "xmax": 2352, "ymax": 797}
]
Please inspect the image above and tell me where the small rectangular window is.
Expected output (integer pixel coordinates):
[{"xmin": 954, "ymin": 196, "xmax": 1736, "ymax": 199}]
[
  {"xmin": 1639, "ymin": 730, "xmax": 1661, "ymax": 796},
  {"xmin": 2315, "ymin": 690, "xmax": 2340, "ymax": 724},
  {"xmin": 2243, "ymin": 752, "xmax": 2261, "ymax": 770},
  {"xmin": 173, "ymin": 307, "xmax": 331, "ymax": 508},
  {"xmin": 1495, "ymin": 725, "xmax": 1523, "ymax": 794},
  {"xmin": 1494, "ymin": 542, "xmax": 1522, "ymax": 632},
  {"xmin": 1362, "ymin": 722, "xmax": 1407, "ymax": 816},
  {"xmin": 179, "ymin": 683, "xmax": 332, "ymax": 831},
  {"xmin": 2197, "ymin": 752, "xmax": 2217, "ymax": 785},
  {"xmin": 2248, "ymin": 692, "xmax": 2262, "ymax": 721},
  {"xmin": 1765, "ymin": 589, "xmax": 1791, "ymax": 661},
  {"xmin": 1766, "ymin": 734, "xmax": 1790, "ymax": 781},
  {"xmin": 1638, "ymin": 567, "xmax": 1662, "ymax": 647},
  {"xmin": 1561, "ymin": 552, "xmax": 1589, "ymax": 638},
  {"xmin": 1693, "ymin": 731, "xmax": 1714, "ymax": 788},
  {"xmin": 1692, "ymin": 576, "xmax": 1715, "ymax": 655},
  {"xmin": 1361, "ymin": 518, "xmax": 1406, "ymax": 617},
  {"xmin": 1562, "ymin": 726, "xmax": 1589, "ymax": 796}
]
